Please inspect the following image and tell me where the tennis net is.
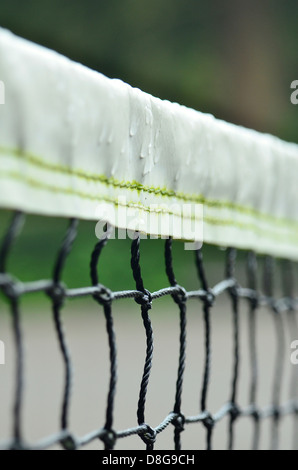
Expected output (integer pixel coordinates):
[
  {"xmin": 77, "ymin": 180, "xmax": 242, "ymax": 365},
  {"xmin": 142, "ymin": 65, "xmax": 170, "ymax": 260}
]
[{"xmin": 0, "ymin": 28, "xmax": 297, "ymax": 451}]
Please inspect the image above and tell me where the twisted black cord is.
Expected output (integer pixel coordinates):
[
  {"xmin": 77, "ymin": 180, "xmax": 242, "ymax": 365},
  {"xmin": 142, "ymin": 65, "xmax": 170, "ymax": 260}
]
[
  {"xmin": 196, "ymin": 249, "xmax": 210, "ymax": 412},
  {"xmin": 165, "ymin": 238, "xmax": 187, "ymax": 450},
  {"xmin": 201, "ymin": 303, "xmax": 211, "ymax": 409},
  {"xmin": 173, "ymin": 304, "xmax": 186, "ymax": 451},
  {"xmin": 226, "ymin": 248, "xmax": 240, "ymax": 450},
  {"xmin": 165, "ymin": 237, "xmax": 177, "ymax": 286},
  {"xmin": 51, "ymin": 219, "xmax": 78, "ymax": 435},
  {"xmin": 138, "ymin": 306, "xmax": 154, "ymax": 451},
  {"xmin": 90, "ymin": 224, "xmax": 117, "ymax": 450},
  {"xmin": 11, "ymin": 297, "xmax": 23, "ymax": 447},
  {"xmin": 247, "ymin": 251, "xmax": 260, "ymax": 450},
  {"xmin": 1, "ymin": 211, "xmax": 297, "ymax": 451},
  {"xmin": 101, "ymin": 303, "xmax": 117, "ymax": 433},
  {"xmin": 195, "ymin": 247, "xmax": 208, "ymax": 292},
  {"xmin": 281, "ymin": 259, "xmax": 294, "ymax": 299},
  {"xmin": 131, "ymin": 233, "xmax": 145, "ymax": 293},
  {"xmin": 0, "ymin": 212, "xmax": 24, "ymax": 273},
  {"xmin": 0, "ymin": 212, "xmax": 25, "ymax": 448},
  {"xmin": 53, "ymin": 219, "xmax": 78, "ymax": 285},
  {"xmin": 90, "ymin": 224, "xmax": 112, "ymax": 286},
  {"xmin": 282, "ymin": 260, "xmax": 298, "ymax": 450},
  {"xmin": 264, "ymin": 256, "xmax": 284, "ymax": 451},
  {"xmin": 52, "ymin": 304, "xmax": 71, "ymax": 433},
  {"xmin": 195, "ymin": 248, "xmax": 213, "ymax": 450},
  {"xmin": 131, "ymin": 233, "xmax": 154, "ymax": 450}
]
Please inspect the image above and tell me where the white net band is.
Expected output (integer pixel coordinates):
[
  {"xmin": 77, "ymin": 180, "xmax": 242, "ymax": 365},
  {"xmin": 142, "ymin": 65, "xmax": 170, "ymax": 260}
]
[{"xmin": 0, "ymin": 28, "xmax": 298, "ymax": 258}]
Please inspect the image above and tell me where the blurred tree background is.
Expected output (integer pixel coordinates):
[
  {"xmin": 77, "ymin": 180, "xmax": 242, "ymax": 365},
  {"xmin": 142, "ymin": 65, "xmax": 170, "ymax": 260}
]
[
  {"xmin": 0, "ymin": 0, "xmax": 297, "ymax": 138},
  {"xmin": 0, "ymin": 0, "xmax": 297, "ymax": 290}
]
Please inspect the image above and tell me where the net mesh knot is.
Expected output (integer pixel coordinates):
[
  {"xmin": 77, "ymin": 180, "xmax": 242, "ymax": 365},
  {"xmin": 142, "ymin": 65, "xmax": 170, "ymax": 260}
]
[
  {"xmin": 249, "ymin": 292, "xmax": 259, "ymax": 310},
  {"xmin": 272, "ymin": 301, "xmax": 280, "ymax": 315},
  {"xmin": 47, "ymin": 282, "xmax": 66, "ymax": 307},
  {"xmin": 172, "ymin": 285, "xmax": 187, "ymax": 305},
  {"xmin": 139, "ymin": 424, "xmax": 156, "ymax": 446},
  {"xmin": 100, "ymin": 429, "xmax": 117, "ymax": 449},
  {"xmin": 61, "ymin": 434, "xmax": 77, "ymax": 450},
  {"xmin": 93, "ymin": 284, "xmax": 113, "ymax": 305},
  {"xmin": 172, "ymin": 413, "xmax": 185, "ymax": 432},
  {"xmin": 228, "ymin": 281, "xmax": 239, "ymax": 299},
  {"xmin": 287, "ymin": 298, "xmax": 296, "ymax": 311},
  {"xmin": 135, "ymin": 289, "xmax": 152, "ymax": 309},
  {"xmin": 273, "ymin": 407, "xmax": 280, "ymax": 422},
  {"xmin": 202, "ymin": 412, "xmax": 215, "ymax": 430},
  {"xmin": 230, "ymin": 403, "xmax": 241, "ymax": 423},
  {"xmin": 205, "ymin": 289, "xmax": 215, "ymax": 307},
  {"xmin": 251, "ymin": 408, "xmax": 260, "ymax": 422},
  {"xmin": 10, "ymin": 439, "xmax": 25, "ymax": 450},
  {"xmin": 0, "ymin": 276, "xmax": 22, "ymax": 300}
]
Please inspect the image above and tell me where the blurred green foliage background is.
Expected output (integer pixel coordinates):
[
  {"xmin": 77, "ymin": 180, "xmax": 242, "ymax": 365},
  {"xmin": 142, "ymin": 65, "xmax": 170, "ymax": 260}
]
[
  {"xmin": 0, "ymin": 0, "xmax": 297, "ymax": 291},
  {"xmin": 1, "ymin": 0, "xmax": 297, "ymax": 138}
]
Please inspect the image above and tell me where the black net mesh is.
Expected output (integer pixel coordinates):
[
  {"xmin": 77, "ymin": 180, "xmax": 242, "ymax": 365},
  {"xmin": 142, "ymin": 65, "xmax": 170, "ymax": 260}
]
[{"xmin": 0, "ymin": 212, "xmax": 297, "ymax": 450}]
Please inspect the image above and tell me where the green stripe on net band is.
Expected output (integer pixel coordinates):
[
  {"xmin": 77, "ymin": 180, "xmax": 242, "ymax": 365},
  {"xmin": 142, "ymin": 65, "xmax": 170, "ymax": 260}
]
[
  {"xmin": 1, "ymin": 145, "xmax": 298, "ymax": 229},
  {"xmin": 0, "ymin": 163, "xmax": 296, "ymax": 237}
]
